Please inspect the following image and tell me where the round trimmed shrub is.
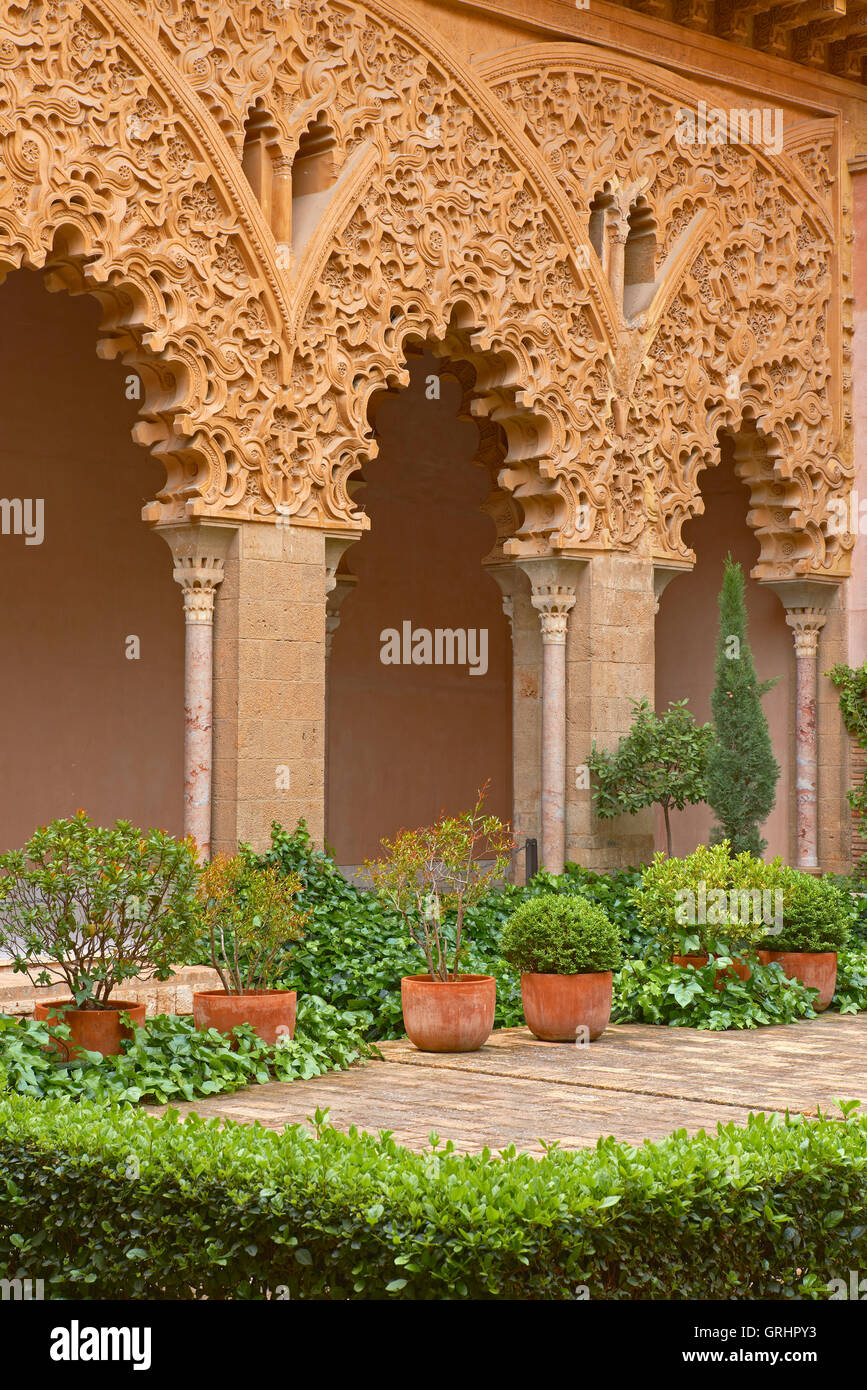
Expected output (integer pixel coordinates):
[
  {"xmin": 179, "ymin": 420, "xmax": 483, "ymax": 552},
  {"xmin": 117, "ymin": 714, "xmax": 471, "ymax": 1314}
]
[
  {"xmin": 499, "ymin": 894, "xmax": 622, "ymax": 975},
  {"xmin": 757, "ymin": 868, "xmax": 853, "ymax": 953}
]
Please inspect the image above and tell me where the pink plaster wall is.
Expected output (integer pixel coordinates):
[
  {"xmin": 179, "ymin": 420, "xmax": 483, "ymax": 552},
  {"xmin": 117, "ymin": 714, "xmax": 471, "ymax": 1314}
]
[
  {"xmin": 654, "ymin": 451, "xmax": 793, "ymax": 860},
  {"xmin": 0, "ymin": 271, "xmax": 184, "ymax": 850},
  {"xmin": 326, "ymin": 352, "xmax": 511, "ymax": 864}
]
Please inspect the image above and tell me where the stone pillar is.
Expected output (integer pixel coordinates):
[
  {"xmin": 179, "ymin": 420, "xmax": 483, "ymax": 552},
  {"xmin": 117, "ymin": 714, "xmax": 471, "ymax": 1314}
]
[
  {"xmin": 568, "ymin": 553, "xmax": 656, "ymax": 869},
  {"xmin": 518, "ymin": 558, "xmax": 585, "ymax": 874},
  {"xmin": 766, "ymin": 580, "xmax": 838, "ymax": 870},
  {"xmin": 488, "ymin": 563, "xmax": 541, "ymax": 882},
  {"xmin": 271, "ymin": 154, "xmax": 293, "ymax": 251},
  {"xmin": 158, "ymin": 522, "xmax": 237, "ymax": 859},
  {"xmin": 609, "ymin": 218, "xmax": 629, "ymax": 314},
  {"xmin": 210, "ymin": 520, "xmax": 329, "ymax": 855}
]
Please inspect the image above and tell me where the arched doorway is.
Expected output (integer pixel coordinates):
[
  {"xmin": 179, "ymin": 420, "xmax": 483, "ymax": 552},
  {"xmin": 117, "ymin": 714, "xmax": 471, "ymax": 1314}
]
[
  {"xmin": 0, "ymin": 271, "xmax": 184, "ymax": 850},
  {"xmin": 655, "ymin": 436, "xmax": 794, "ymax": 860},
  {"xmin": 325, "ymin": 349, "xmax": 512, "ymax": 866}
]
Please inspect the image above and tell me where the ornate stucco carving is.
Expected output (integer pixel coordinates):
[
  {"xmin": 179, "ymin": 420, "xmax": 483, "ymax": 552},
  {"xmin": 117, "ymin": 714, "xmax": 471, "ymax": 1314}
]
[
  {"xmin": 0, "ymin": 4, "xmax": 852, "ymax": 581},
  {"xmin": 478, "ymin": 45, "xmax": 852, "ymax": 580}
]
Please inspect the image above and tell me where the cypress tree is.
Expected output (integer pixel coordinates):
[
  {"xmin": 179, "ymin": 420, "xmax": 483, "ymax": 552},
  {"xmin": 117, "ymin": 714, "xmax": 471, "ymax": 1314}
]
[{"xmin": 707, "ymin": 554, "xmax": 780, "ymax": 856}]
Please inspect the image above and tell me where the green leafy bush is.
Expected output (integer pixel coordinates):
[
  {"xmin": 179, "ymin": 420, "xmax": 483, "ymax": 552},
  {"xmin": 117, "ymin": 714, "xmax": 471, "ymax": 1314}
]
[
  {"xmin": 2, "ymin": 1090, "xmax": 866, "ymax": 1299},
  {"xmin": 756, "ymin": 868, "xmax": 853, "ymax": 953},
  {"xmin": 0, "ymin": 998, "xmax": 377, "ymax": 1105},
  {"xmin": 831, "ymin": 949, "xmax": 867, "ymax": 1014},
  {"xmin": 198, "ymin": 853, "xmax": 309, "ymax": 993},
  {"xmin": 631, "ymin": 842, "xmax": 737, "ymax": 955},
  {"xmin": 0, "ymin": 813, "xmax": 199, "ymax": 1008},
  {"xmin": 632, "ymin": 843, "xmax": 852, "ymax": 958},
  {"xmin": 827, "ymin": 662, "xmax": 867, "ymax": 876},
  {"xmin": 611, "ymin": 957, "xmax": 819, "ymax": 1030},
  {"xmin": 500, "ymin": 894, "xmax": 622, "ymax": 974}
]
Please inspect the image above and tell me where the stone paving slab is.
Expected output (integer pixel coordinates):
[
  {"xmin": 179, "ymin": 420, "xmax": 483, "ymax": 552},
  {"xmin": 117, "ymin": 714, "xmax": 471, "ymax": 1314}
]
[{"xmin": 149, "ymin": 1013, "xmax": 867, "ymax": 1155}]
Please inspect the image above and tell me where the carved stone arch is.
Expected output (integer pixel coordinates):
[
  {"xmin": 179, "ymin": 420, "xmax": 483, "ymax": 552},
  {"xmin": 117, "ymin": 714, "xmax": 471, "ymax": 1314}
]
[
  {"xmin": 247, "ymin": 5, "xmax": 636, "ymax": 552},
  {"xmin": 133, "ymin": 1, "xmax": 630, "ymax": 551},
  {"xmin": 658, "ymin": 414, "xmax": 839, "ymax": 578},
  {"xmin": 477, "ymin": 42, "xmax": 852, "ymax": 582},
  {"xmin": 0, "ymin": 0, "xmax": 309, "ymax": 523}
]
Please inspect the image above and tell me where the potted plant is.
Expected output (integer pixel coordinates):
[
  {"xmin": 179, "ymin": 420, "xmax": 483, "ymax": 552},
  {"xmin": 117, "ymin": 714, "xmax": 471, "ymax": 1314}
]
[
  {"xmin": 499, "ymin": 894, "xmax": 621, "ymax": 1042},
  {"xmin": 193, "ymin": 853, "xmax": 309, "ymax": 1044},
  {"xmin": 366, "ymin": 787, "xmax": 513, "ymax": 1053},
  {"xmin": 632, "ymin": 842, "xmax": 757, "ymax": 985},
  {"xmin": 0, "ymin": 813, "xmax": 199, "ymax": 1057},
  {"xmin": 755, "ymin": 869, "xmax": 851, "ymax": 1011}
]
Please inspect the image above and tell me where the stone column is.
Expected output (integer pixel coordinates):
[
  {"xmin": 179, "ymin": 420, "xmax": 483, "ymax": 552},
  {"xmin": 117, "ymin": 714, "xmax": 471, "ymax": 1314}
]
[
  {"xmin": 518, "ymin": 558, "xmax": 585, "ymax": 874},
  {"xmin": 488, "ymin": 563, "xmax": 542, "ymax": 882},
  {"xmin": 271, "ymin": 153, "xmax": 294, "ymax": 251},
  {"xmin": 609, "ymin": 217, "xmax": 629, "ymax": 314},
  {"xmin": 766, "ymin": 580, "xmax": 837, "ymax": 871},
  {"xmin": 158, "ymin": 522, "xmax": 237, "ymax": 860}
]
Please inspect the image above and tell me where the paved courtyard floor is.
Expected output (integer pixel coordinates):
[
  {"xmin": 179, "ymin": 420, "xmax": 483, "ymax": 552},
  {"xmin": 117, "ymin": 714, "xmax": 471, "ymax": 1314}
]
[{"xmin": 151, "ymin": 1012, "xmax": 867, "ymax": 1154}]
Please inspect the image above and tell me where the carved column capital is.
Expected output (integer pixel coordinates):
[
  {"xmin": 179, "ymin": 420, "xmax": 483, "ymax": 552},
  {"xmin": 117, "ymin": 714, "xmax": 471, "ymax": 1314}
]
[
  {"xmin": 517, "ymin": 556, "xmax": 587, "ymax": 646},
  {"xmin": 172, "ymin": 556, "xmax": 226, "ymax": 624},
  {"xmin": 157, "ymin": 522, "xmax": 237, "ymax": 626},
  {"xmin": 530, "ymin": 586, "xmax": 576, "ymax": 645},
  {"xmin": 785, "ymin": 608, "xmax": 828, "ymax": 659},
  {"xmin": 653, "ymin": 562, "xmax": 691, "ymax": 616},
  {"xmin": 324, "ymin": 532, "xmax": 360, "ymax": 595},
  {"xmin": 325, "ymin": 573, "xmax": 357, "ymax": 658}
]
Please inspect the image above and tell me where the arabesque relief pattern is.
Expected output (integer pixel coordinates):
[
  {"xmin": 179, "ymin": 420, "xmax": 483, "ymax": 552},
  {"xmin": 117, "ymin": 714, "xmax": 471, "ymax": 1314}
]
[
  {"xmin": 481, "ymin": 48, "xmax": 851, "ymax": 579},
  {"xmin": 0, "ymin": 0, "xmax": 853, "ymax": 580},
  {"xmin": 0, "ymin": 0, "xmax": 300, "ymax": 521}
]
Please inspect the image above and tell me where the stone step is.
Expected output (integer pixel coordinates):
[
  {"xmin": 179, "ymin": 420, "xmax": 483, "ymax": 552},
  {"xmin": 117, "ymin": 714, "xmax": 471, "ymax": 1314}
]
[{"xmin": 0, "ymin": 964, "xmax": 221, "ymax": 1018}]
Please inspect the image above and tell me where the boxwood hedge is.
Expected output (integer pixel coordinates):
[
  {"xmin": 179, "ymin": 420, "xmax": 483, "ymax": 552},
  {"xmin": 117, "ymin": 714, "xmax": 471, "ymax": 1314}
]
[{"xmin": 1, "ymin": 1091, "xmax": 865, "ymax": 1300}]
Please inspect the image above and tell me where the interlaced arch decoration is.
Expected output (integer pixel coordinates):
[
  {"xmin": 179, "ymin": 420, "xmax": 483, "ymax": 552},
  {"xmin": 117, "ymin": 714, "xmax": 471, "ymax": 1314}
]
[
  {"xmin": 0, "ymin": 2, "xmax": 853, "ymax": 579},
  {"xmin": 477, "ymin": 45, "xmax": 852, "ymax": 581}
]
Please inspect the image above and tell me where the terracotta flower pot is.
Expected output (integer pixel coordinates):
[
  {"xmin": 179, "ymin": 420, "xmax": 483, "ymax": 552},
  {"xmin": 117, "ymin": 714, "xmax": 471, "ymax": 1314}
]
[
  {"xmin": 757, "ymin": 950, "xmax": 837, "ymax": 1011},
  {"xmin": 192, "ymin": 989, "xmax": 297, "ymax": 1045},
  {"xmin": 33, "ymin": 999, "xmax": 146, "ymax": 1059},
  {"xmin": 521, "ymin": 971, "xmax": 613, "ymax": 1042},
  {"xmin": 671, "ymin": 953, "xmax": 709, "ymax": 969},
  {"xmin": 401, "ymin": 974, "xmax": 495, "ymax": 1053}
]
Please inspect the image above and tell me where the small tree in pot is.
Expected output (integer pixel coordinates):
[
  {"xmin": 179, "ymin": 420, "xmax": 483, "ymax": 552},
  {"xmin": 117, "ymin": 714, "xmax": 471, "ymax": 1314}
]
[
  {"xmin": 499, "ymin": 894, "xmax": 622, "ymax": 1042},
  {"xmin": 193, "ymin": 853, "xmax": 309, "ymax": 1045},
  {"xmin": 365, "ymin": 787, "xmax": 513, "ymax": 1053},
  {"xmin": 0, "ymin": 813, "xmax": 200, "ymax": 1057}
]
